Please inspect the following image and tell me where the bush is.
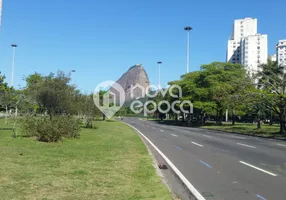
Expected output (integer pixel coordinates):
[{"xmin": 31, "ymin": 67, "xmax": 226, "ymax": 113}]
[
  {"xmin": 20, "ymin": 116, "xmax": 81, "ymax": 142},
  {"xmin": 84, "ymin": 117, "xmax": 94, "ymax": 129}
]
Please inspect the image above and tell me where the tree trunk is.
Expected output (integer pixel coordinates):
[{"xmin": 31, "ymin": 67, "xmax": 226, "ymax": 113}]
[
  {"xmin": 202, "ymin": 114, "xmax": 206, "ymax": 125},
  {"xmin": 5, "ymin": 106, "xmax": 8, "ymax": 125},
  {"xmin": 269, "ymin": 110, "xmax": 273, "ymax": 126},
  {"xmin": 219, "ymin": 110, "xmax": 223, "ymax": 125},
  {"xmin": 216, "ymin": 110, "xmax": 223, "ymax": 126},
  {"xmin": 175, "ymin": 114, "xmax": 178, "ymax": 121},
  {"xmin": 279, "ymin": 113, "xmax": 286, "ymax": 134},
  {"xmin": 182, "ymin": 113, "xmax": 185, "ymax": 122},
  {"xmin": 232, "ymin": 110, "xmax": 235, "ymax": 126},
  {"xmin": 257, "ymin": 118, "xmax": 261, "ymax": 129},
  {"xmin": 102, "ymin": 113, "xmax": 106, "ymax": 121}
]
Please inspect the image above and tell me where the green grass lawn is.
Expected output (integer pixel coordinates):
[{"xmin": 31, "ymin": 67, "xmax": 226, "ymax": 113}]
[
  {"xmin": 201, "ymin": 122, "xmax": 286, "ymax": 139},
  {"xmin": 0, "ymin": 118, "xmax": 172, "ymax": 200},
  {"xmin": 0, "ymin": 117, "xmax": 15, "ymax": 129}
]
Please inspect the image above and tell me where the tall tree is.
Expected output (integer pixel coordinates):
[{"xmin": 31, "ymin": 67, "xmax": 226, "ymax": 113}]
[
  {"xmin": 169, "ymin": 62, "xmax": 249, "ymax": 125},
  {"xmin": 256, "ymin": 60, "xmax": 286, "ymax": 134},
  {"xmin": 25, "ymin": 71, "xmax": 76, "ymax": 118},
  {"xmin": 0, "ymin": 72, "xmax": 17, "ymax": 124}
]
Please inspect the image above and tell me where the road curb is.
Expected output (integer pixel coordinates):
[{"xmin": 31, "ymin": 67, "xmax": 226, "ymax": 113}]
[{"xmin": 123, "ymin": 121, "xmax": 206, "ymax": 200}]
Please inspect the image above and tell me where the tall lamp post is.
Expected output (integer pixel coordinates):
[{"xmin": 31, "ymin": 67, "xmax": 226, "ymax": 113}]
[
  {"xmin": 70, "ymin": 69, "xmax": 76, "ymax": 85},
  {"xmin": 184, "ymin": 26, "xmax": 192, "ymax": 73},
  {"xmin": 11, "ymin": 44, "xmax": 18, "ymax": 87},
  {"xmin": 157, "ymin": 61, "xmax": 162, "ymax": 89}
]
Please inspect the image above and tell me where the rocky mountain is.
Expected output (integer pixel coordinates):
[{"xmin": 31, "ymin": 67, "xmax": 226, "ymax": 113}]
[{"xmin": 110, "ymin": 64, "xmax": 150, "ymax": 103}]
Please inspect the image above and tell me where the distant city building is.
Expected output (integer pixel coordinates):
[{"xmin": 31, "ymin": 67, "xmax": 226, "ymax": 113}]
[
  {"xmin": 276, "ymin": 40, "xmax": 286, "ymax": 68},
  {"xmin": 268, "ymin": 54, "xmax": 277, "ymax": 62},
  {"xmin": 241, "ymin": 34, "xmax": 268, "ymax": 72},
  {"xmin": 227, "ymin": 18, "xmax": 258, "ymax": 64},
  {"xmin": 231, "ymin": 18, "xmax": 258, "ymax": 41},
  {"xmin": 227, "ymin": 17, "xmax": 268, "ymax": 73}
]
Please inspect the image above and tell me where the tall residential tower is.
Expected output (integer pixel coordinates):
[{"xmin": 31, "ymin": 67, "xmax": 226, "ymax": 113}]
[
  {"xmin": 227, "ymin": 18, "xmax": 268, "ymax": 73},
  {"xmin": 276, "ymin": 40, "xmax": 286, "ymax": 68}
]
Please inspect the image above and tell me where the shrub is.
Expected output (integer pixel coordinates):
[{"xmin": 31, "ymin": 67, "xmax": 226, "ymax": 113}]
[
  {"xmin": 20, "ymin": 116, "xmax": 81, "ymax": 142},
  {"xmin": 84, "ymin": 117, "xmax": 93, "ymax": 129}
]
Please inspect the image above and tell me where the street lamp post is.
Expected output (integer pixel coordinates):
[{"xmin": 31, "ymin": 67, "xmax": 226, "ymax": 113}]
[
  {"xmin": 70, "ymin": 70, "xmax": 79, "ymax": 118},
  {"xmin": 157, "ymin": 61, "xmax": 162, "ymax": 89},
  {"xmin": 184, "ymin": 26, "xmax": 192, "ymax": 73},
  {"xmin": 70, "ymin": 69, "xmax": 76, "ymax": 85},
  {"xmin": 11, "ymin": 44, "xmax": 18, "ymax": 87}
]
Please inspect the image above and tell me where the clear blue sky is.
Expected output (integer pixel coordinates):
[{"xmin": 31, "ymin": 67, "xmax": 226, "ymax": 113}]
[{"xmin": 0, "ymin": 0, "xmax": 285, "ymax": 92}]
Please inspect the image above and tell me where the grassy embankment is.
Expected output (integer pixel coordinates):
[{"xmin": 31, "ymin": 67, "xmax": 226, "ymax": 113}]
[{"xmin": 0, "ymin": 118, "xmax": 172, "ymax": 200}]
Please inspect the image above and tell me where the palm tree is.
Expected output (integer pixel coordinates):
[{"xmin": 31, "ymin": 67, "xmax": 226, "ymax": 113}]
[{"xmin": 256, "ymin": 59, "xmax": 286, "ymax": 134}]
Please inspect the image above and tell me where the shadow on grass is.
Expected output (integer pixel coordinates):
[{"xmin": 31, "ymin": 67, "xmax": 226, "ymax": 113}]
[{"xmin": 80, "ymin": 126, "xmax": 98, "ymax": 129}]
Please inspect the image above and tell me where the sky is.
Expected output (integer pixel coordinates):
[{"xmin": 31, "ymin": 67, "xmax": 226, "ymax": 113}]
[{"xmin": 0, "ymin": 0, "xmax": 285, "ymax": 93}]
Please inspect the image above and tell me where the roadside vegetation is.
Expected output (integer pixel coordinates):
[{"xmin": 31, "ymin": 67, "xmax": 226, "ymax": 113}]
[
  {"xmin": 0, "ymin": 119, "xmax": 172, "ymax": 200},
  {"xmin": 0, "ymin": 70, "xmax": 172, "ymax": 199},
  {"xmin": 123, "ymin": 60, "xmax": 286, "ymax": 137}
]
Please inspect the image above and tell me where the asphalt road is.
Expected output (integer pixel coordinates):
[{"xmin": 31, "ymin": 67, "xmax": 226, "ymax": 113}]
[{"xmin": 123, "ymin": 117, "xmax": 286, "ymax": 200}]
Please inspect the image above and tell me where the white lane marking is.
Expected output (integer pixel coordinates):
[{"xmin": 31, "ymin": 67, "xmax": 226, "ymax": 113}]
[
  {"xmin": 171, "ymin": 134, "xmax": 178, "ymax": 137},
  {"xmin": 203, "ymin": 135, "xmax": 212, "ymax": 138},
  {"xmin": 276, "ymin": 143, "xmax": 286, "ymax": 147},
  {"xmin": 124, "ymin": 122, "xmax": 206, "ymax": 200},
  {"xmin": 175, "ymin": 146, "xmax": 182, "ymax": 151},
  {"xmin": 200, "ymin": 160, "xmax": 212, "ymax": 168},
  {"xmin": 191, "ymin": 141, "xmax": 204, "ymax": 147},
  {"xmin": 256, "ymin": 194, "xmax": 268, "ymax": 200},
  {"xmin": 237, "ymin": 143, "xmax": 256, "ymax": 149},
  {"xmin": 239, "ymin": 161, "xmax": 277, "ymax": 176},
  {"xmin": 160, "ymin": 130, "xmax": 164, "ymax": 132}
]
